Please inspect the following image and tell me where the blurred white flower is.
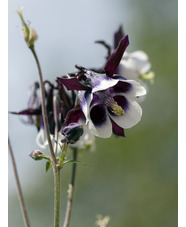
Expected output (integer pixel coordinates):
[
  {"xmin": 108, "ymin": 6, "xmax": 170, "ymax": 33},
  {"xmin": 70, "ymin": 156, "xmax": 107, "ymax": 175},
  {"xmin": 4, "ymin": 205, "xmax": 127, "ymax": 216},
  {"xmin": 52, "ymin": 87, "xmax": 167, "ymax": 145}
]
[
  {"xmin": 96, "ymin": 214, "xmax": 110, "ymax": 227},
  {"xmin": 119, "ymin": 50, "xmax": 154, "ymax": 84}
]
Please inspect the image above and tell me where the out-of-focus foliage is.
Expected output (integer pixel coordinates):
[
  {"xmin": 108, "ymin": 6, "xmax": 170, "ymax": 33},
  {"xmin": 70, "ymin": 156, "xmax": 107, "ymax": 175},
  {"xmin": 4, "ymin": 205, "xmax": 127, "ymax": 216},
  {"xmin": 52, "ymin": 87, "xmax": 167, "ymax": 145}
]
[{"xmin": 8, "ymin": 0, "xmax": 177, "ymax": 226}]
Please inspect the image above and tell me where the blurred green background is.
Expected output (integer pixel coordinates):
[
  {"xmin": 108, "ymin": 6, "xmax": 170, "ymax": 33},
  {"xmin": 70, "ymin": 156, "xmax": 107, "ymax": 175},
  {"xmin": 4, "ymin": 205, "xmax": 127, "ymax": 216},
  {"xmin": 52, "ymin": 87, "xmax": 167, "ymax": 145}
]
[{"xmin": 8, "ymin": 0, "xmax": 177, "ymax": 226}]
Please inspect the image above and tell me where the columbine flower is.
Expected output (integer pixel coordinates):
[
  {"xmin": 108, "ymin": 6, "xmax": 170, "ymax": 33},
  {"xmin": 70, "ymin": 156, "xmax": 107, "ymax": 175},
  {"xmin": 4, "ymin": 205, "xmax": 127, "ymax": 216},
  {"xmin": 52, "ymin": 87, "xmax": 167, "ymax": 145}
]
[
  {"xmin": 96, "ymin": 25, "xmax": 154, "ymax": 84},
  {"xmin": 58, "ymin": 35, "xmax": 146, "ymax": 138},
  {"xmin": 119, "ymin": 50, "xmax": 154, "ymax": 84}
]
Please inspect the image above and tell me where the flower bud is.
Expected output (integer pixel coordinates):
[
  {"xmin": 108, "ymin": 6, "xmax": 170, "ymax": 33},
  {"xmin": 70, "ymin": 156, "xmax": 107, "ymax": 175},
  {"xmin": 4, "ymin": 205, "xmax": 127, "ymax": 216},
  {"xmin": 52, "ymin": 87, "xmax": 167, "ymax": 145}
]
[
  {"xmin": 16, "ymin": 7, "xmax": 38, "ymax": 48},
  {"xmin": 61, "ymin": 123, "xmax": 84, "ymax": 144},
  {"xmin": 28, "ymin": 26, "xmax": 38, "ymax": 46},
  {"xmin": 29, "ymin": 150, "xmax": 44, "ymax": 160}
]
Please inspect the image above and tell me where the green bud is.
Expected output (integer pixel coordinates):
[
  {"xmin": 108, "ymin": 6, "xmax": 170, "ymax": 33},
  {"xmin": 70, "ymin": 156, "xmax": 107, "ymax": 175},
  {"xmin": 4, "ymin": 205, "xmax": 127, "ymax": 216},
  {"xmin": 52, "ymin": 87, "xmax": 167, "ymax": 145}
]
[
  {"xmin": 29, "ymin": 150, "xmax": 44, "ymax": 160},
  {"xmin": 16, "ymin": 7, "xmax": 38, "ymax": 48}
]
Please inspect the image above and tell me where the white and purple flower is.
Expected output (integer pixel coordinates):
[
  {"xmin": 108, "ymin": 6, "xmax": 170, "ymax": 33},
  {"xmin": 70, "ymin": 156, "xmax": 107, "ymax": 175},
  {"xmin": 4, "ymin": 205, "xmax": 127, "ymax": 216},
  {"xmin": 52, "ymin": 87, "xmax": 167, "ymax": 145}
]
[
  {"xmin": 58, "ymin": 35, "xmax": 146, "ymax": 138},
  {"xmin": 96, "ymin": 26, "xmax": 154, "ymax": 84}
]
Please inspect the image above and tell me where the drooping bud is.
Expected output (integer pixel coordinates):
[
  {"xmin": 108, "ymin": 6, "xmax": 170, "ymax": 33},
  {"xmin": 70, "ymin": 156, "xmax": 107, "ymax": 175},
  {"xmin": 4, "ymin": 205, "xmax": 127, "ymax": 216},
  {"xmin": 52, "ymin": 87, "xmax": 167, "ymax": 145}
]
[
  {"xmin": 61, "ymin": 123, "xmax": 84, "ymax": 144},
  {"xmin": 16, "ymin": 7, "xmax": 38, "ymax": 48},
  {"xmin": 29, "ymin": 150, "xmax": 44, "ymax": 160}
]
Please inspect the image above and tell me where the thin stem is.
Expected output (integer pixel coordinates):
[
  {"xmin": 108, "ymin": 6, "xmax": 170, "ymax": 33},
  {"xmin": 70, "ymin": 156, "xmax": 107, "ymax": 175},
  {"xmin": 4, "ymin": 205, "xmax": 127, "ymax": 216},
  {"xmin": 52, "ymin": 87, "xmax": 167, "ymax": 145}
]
[
  {"xmin": 29, "ymin": 46, "xmax": 56, "ymax": 165},
  {"xmin": 8, "ymin": 137, "xmax": 30, "ymax": 227},
  {"xmin": 54, "ymin": 167, "xmax": 61, "ymax": 227},
  {"xmin": 63, "ymin": 148, "xmax": 78, "ymax": 227},
  {"xmin": 53, "ymin": 95, "xmax": 59, "ymax": 156}
]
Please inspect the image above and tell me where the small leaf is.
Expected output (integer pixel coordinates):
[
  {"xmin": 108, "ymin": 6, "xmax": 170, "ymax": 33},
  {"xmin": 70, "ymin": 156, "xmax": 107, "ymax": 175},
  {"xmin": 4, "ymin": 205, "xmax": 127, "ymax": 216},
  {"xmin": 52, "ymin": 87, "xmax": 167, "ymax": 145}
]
[
  {"xmin": 60, "ymin": 151, "xmax": 66, "ymax": 162},
  {"xmin": 63, "ymin": 160, "xmax": 81, "ymax": 165},
  {"xmin": 46, "ymin": 161, "xmax": 52, "ymax": 172}
]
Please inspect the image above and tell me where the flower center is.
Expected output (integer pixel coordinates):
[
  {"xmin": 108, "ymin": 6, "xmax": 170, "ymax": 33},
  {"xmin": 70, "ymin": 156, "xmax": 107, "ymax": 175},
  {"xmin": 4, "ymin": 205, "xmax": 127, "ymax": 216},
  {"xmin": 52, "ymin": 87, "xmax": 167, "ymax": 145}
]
[
  {"xmin": 95, "ymin": 90, "xmax": 125, "ymax": 116},
  {"xmin": 105, "ymin": 97, "xmax": 125, "ymax": 116}
]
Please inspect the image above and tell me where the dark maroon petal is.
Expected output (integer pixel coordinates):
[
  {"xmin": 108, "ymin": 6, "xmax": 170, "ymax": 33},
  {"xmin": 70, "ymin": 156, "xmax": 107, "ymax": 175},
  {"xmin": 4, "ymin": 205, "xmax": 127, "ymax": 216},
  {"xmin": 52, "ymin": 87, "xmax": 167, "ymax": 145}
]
[
  {"xmin": 61, "ymin": 123, "xmax": 84, "ymax": 144},
  {"xmin": 57, "ymin": 76, "xmax": 88, "ymax": 91},
  {"xmin": 110, "ymin": 118, "xmax": 125, "ymax": 137},
  {"xmin": 114, "ymin": 25, "xmax": 125, "ymax": 49},
  {"xmin": 27, "ymin": 82, "xmax": 40, "ymax": 109},
  {"xmin": 45, "ymin": 85, "xmax": 54, "ymax": 115},
  {"xmin": 63, "ymin": 105, "xmax": 84, "ymax": 127},
  {"xmin": 10, "ymin": 108, "xmax": 41, "ymax": 115},
  {"xmin": 104, "ymin": 35, "xmax": 129, "ymax": 78},
  {"xmin": 90, "ymin": 104, "xmax": 107, "ymax": 126},
  {"xmin": 109, "ymin": 81, "xmax": 132, "ymax": 94},
  {"xmin": 57, "ymin": 82, "xmax": 72, "ymax": 109}
]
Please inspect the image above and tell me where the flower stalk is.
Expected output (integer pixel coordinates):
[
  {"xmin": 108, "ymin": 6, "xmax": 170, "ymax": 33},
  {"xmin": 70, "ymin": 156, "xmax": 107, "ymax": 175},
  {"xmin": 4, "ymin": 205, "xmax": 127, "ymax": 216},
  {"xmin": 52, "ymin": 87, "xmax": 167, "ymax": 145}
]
[
  {"xmin": 54, "ymin": 167, "xmax": 61, "ymax": 227},
  {"xmin": 53, "ymin": 95, "xmax": 59, "ymax": 156},
  {"xmin": 8, "ymin": 137, "xmax": 30, "ymax": 227},
  {"xmin": 63, "ymin": 148, "xmax": 78, "ymax": 227},
  {"xmin": 29, "ymin": 46, "xmax": 56, "ymax": 165}
]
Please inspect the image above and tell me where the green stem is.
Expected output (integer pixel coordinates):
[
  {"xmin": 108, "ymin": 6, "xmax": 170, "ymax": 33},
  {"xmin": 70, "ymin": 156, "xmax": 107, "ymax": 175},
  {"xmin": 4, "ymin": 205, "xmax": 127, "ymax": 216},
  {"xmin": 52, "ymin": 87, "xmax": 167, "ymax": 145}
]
[
  {"xmin": 63, "ymin": 148, "xmax": 78, "ymax": 227},
  {"xmin": 29, "ymin": 46, "xmax": 61, "ymax": 227},
  {"xmin": 29, "ymin": 46, "xmax": 56, "ymax": 166},
  {"xmin": 54, "ymin": 167, "xmax": 61, "ymax": 227},
  {"xmin": 8, "ymin": 137, "xmax": 30, "ymax": 227}
]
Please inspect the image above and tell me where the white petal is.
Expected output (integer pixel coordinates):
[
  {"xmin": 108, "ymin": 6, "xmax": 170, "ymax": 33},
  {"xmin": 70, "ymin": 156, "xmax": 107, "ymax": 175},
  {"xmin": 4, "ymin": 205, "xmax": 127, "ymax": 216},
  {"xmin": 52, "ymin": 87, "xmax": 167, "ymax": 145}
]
[
  {"xmin": 70, "ymin": 120, "xmax": 95, "ymax": 150},
  {"xmin": 36, "ymin": 129, "xmax": 50, "ymax": 149},
  {"xmin": 124, "ymin": 80, "xmax": 147, "ymax": 98},
  {"xmin": 128, "ymin": 50, "xmax": 151, "ymax": 74},
  {"xmin": 113, "ymin": 78, "xmax": 147, "ymax": 99},
  {"xmin": 109, "ymin": 98, "xmax": 142, "ymax": 129},
  {"xmin": 119, "ymin": 50, "xmax": 151, "ymax": 80},
  {"xmin": 88, "ymin": 116, "xmax": 112, "ymax": 138},
  {"xmin": 119, "ymin": 58, "xmax": 139, "ymax": 80},
  {"xmin": 130, "ymin": 50, "xmax": 149, "ymax": 61},
  {"xmin": 92, "ymin": 74, "xmax": 119, "ymax": 93},
  {"xmin": 78, "ymin": 91, "xmax": 92, "ymax": 123}
]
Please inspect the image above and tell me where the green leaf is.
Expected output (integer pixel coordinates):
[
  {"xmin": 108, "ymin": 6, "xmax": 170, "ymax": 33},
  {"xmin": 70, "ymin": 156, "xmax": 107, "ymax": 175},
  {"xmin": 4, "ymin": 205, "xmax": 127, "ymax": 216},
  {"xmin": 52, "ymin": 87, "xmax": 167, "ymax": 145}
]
[
  {"xmin": 63, "ymin": 160, "xmax": 81, "ymax": 165},
  {"xmin": 60, "ymin": 151, "xmax": 66, "ymax": 162},
  {"xmin": 46, "ymin": 161, "xmax": 52, "ymax": 172}
]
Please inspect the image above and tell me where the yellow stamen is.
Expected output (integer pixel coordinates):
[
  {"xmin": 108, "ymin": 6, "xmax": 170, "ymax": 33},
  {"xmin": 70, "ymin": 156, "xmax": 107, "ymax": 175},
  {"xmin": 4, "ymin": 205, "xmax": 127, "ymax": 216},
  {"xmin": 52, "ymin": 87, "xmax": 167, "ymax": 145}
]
[
  {"xmin": 112, "ymin": 104, "xmax": 125, "ymax": 116},
  {"xmin": 139, "ymin": 71, "xmax": 155, "ymax": 84}
]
